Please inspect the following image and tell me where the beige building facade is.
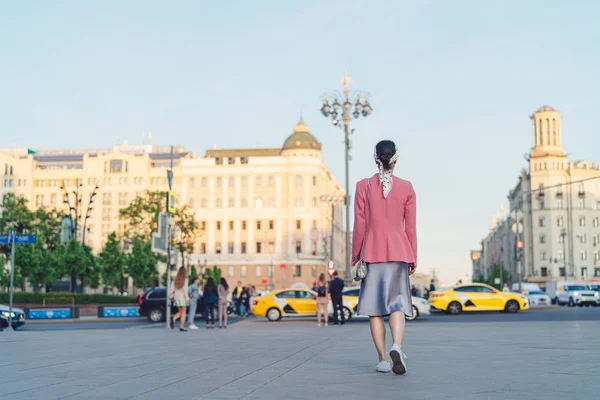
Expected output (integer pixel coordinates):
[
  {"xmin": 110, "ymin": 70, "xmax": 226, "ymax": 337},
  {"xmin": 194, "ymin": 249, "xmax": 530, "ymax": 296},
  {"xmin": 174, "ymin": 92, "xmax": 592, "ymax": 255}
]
[{"xmin": 1, "ymin": 120, "xmax": 345, "ymax": 291}]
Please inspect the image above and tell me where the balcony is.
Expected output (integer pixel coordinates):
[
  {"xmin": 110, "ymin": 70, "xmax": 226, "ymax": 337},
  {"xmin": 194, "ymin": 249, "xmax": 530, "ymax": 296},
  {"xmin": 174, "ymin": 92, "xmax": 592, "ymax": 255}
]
[
  {"xmin": 556, "ymin": 192, "xmax": 563, "ymax": 198},
  {"xmin": 578, "ymin": 191, "xmax": 585, "ymax": 198},
  {"xmin": 537, "ymin": 192, "xmax": 545, "ymax": 199}
]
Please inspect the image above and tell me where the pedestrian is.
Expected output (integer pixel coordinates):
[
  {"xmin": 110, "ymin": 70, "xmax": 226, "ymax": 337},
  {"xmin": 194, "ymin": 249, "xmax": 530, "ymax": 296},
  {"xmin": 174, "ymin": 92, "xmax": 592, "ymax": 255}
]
[
  {"xmin": 248, "ymin": 285, "xmax": 257, "ymax": 316},
  {"xmin": 329, "ymin": 271, "xmax": 345, "ymax": 325},
  {"xmin": 502, "ymin": 282, "xmax": 510, "ymax": 292},
  {"xmin": 169, "ymin": 267, "xmax": 189, "ymax": 332},
  {"xmin": 429, "ymin": 279, "xmax": 436, "ymax": 292},
  {"xmin": 188, "ymin": 276, "xmax": 200, "ymax": 330},
  {"xmin": 411, "ymin": 285, "xmax": 418, "ymax": 297},
  {"xmin": 233, "ymin": 281, "xmax": 243, "ymax": 316},
  {"xmin": 241, "ymin": 287, "xmax": 250, "ymax": 317},
  {"xmin": 218, "ymin": 277, "xmax": 229, "ymax": 328},
  {"xmin": 316, "ymin": 273, "xmax": 329, "ymax": 327},
  {"xmin": 423, "ymin": 288, "xmax": 430, "ymax": 299},
  {"xmin": 352, "ymin": 140, "xmax": 417, "ymax": 375},
  {"xmin": 203, "ymin": 277, "xmax": 218, "ymax": 329}
]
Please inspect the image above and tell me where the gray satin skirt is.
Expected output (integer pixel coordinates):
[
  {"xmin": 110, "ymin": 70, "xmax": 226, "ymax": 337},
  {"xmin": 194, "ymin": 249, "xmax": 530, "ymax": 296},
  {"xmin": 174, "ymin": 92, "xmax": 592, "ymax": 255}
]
[{"xmin": 357, "ymin": 261, "xmax": 413, "ymax": 317}]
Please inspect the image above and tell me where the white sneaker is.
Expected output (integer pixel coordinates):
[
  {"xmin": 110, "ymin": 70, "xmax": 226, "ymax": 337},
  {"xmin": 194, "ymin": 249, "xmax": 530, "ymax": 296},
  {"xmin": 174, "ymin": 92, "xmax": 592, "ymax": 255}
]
[
  {"xmin": 377, "ymin": 360, "xmax": 391, "ymax": 373},
  {"xmin": 389, "ymin": 344, "xmax": 407, "ymax": 375},
  {"xmin": 189, "ymin": 324, "xmax": 198, "ymax": 330}
]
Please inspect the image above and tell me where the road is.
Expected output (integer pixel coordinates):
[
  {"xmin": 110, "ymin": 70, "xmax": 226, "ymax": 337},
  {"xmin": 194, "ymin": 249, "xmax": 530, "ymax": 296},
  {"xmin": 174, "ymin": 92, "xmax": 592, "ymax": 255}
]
[{"xmin": 2, "ymin": 308, "xmax": 599, "ymax": 399}]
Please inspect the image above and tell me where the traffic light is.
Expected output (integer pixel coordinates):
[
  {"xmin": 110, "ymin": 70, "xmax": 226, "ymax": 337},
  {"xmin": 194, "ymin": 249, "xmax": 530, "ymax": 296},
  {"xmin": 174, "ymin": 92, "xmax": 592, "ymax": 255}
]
[
  {"xmin": 328, "ymin": 260, "xmax": 335, "ymax": 276},
  {"xmin": 516, "ymin": 240, "xmax": 524, "ymax": 261}
]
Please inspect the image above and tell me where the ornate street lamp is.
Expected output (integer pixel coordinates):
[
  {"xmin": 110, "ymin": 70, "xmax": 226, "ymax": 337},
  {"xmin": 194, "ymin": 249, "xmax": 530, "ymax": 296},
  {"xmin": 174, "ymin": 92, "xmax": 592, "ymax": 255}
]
[{"xmin": 320, "ymin": 71, "xmax": 372, "ymax": 282}]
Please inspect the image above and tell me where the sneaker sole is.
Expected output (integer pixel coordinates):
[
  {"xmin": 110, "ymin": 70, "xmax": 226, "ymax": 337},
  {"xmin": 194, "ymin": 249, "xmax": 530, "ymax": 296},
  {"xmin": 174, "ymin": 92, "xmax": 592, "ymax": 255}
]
[{"xmin": 390, "ymin": 350, "xmax": 406, "ymax": 375}]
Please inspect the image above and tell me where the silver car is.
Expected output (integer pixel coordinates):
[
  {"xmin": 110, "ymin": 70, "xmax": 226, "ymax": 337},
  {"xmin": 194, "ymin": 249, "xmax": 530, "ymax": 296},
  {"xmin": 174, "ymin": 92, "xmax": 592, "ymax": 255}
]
[
  {"xmin": 554, "ymin": 285, "xmax": 600, "ymax": 307},
  {"xmin": 527, "ymin": 290, "xmax": 552, "ymax": 307}
]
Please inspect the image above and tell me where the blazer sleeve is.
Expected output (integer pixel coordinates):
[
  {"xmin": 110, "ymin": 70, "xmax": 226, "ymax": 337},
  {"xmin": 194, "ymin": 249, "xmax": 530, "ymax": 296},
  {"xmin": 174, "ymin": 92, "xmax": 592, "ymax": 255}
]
[
  {"xmin": 351, "ymin": 180, "xmax": 366, "ymax": 265},
  {"xmin": 405, "ymin": 182, "xmax": 417, "ymax": 265}
]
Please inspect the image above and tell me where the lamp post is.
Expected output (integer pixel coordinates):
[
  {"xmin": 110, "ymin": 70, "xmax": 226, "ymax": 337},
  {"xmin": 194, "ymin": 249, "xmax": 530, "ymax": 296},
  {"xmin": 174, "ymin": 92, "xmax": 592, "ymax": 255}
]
[
  {"xmin": 320, "ymin": 71, "xmax": 372, "ymax": 283},
  {"xmin": 60, "ymin": 180, "xmax": 98, "ymax": 246}
]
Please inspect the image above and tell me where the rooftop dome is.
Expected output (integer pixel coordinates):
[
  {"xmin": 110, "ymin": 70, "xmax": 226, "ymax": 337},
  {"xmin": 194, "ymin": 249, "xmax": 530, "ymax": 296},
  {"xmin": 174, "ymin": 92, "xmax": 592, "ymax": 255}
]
[
  {"xmin": 282, "ymin": 118, "xmax": 322, "ymax": 151},
  {"xmin": 534, "ymin": 105, "xmax": 557, "ymax": 113}
]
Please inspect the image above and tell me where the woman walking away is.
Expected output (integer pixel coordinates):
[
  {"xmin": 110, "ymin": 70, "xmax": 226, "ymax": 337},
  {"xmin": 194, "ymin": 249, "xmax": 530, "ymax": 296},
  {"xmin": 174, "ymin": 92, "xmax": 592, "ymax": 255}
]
[
  {"xmin": 316, "ymin": 273, "xmax": 329, "ymax": 327},
  {"xmin": 188, "ymin": 276, "xmax": 200, "ymax": 329},
  {"xmin": 218, "ymin": 278, "xmax": 230, "ymax": 328},
  {"xmin": 169, "ymin": 267, "xmax": 189, "ymax": 332},
  {"xmin": 352, "ymin": 140, "xmax": 417, "ymax": 375},
  {"xmin": 203, "ymin": 277, "xmax": 218, "ymax": 329}
]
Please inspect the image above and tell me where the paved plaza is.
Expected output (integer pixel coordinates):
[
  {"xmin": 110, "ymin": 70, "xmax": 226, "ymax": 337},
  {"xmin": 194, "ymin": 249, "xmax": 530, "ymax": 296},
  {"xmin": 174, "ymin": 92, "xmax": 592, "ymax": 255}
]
[{"xmin": 2, "ymin": 309, "xmax": 600, "ymax": 400}]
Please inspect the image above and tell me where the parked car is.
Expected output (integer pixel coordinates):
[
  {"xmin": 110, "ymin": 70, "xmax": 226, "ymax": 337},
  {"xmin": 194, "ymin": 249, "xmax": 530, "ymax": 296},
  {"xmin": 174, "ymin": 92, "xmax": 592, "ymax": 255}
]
[
  {"xmin": 526, "ymin": 290, "xmax": 552, "ymax": 307},
  {"xmin": 137, "ymin": 287, "xmax": 233, "ymax": 323},
  {"xmin": 553, "ymin": 284, "xmax": 600, "ymax": 307},
  {"xmin": 0, "ymin": 304, "xmax": 26, "ymax": 329},
  {"xmin": 339, "ymin": 287, "xmax": 431, "ymax": 321},
  {"xmin": 429, "ymin": 283, "xmax": 529, "ymax": 314}
]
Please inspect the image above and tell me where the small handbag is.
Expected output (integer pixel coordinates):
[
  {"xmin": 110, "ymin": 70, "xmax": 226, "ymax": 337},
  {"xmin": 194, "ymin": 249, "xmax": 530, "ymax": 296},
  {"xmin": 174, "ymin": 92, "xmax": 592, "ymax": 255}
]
[{"xmin": 352, "ymin": 178, "xmax": 371, "ymax": 281}]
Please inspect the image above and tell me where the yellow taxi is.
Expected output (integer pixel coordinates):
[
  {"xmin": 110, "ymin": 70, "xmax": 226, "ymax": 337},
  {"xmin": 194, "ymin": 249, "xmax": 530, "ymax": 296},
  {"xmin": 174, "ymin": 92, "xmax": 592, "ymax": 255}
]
[
  {"xmin": 341, "ymin": 287, "xmax": 431, "ymax": 320},
  {"xmin": 429, "ymin": 283, "xmax": 529, "ymax": 314}
]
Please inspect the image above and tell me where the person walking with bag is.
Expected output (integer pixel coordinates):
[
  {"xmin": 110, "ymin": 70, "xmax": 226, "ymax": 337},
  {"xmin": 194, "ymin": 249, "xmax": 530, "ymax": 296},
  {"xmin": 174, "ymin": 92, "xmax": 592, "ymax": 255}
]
[
  {"xmin": 218, "ymin": 278, "xmax": 230, "ymax": 328},
  {"xmin": 203, "ymin": 277, "xmax": 218, "ymax": 329},
  {"xmin": 352, "ymin": 140, "xmax": 417, "ymax": 375},
  {"xmin": 329, "ymin": 271, "xmax": 345, "ymax": 325},
  {"xmin": 169, "ymin": 267, "xmax": 189, "ymax": 332},
  {"xmin": 315, "ymin": 273, "xmax": 329, "ymax": 327}
]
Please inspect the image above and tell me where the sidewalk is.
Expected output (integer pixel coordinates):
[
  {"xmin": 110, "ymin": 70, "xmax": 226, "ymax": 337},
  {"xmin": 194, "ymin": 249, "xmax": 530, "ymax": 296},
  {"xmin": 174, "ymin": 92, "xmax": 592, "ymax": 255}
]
[{"xmin": 2, "ymin": 317, "xmax": 599, "ymax": 399}]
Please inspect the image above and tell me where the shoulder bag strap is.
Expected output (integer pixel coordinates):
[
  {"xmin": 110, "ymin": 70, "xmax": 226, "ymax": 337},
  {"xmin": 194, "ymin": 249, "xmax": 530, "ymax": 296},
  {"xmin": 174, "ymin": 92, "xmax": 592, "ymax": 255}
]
[{"xmin": 360, "ymin": 178, "xmax": 371, "ymax": 260}]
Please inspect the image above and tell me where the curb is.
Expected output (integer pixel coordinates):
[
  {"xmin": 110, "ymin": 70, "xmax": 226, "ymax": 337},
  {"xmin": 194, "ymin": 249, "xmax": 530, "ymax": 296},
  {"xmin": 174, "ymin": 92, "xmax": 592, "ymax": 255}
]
[{"xmin": 26, "ymin": 317, "xmax": 146, "ymax": 324}]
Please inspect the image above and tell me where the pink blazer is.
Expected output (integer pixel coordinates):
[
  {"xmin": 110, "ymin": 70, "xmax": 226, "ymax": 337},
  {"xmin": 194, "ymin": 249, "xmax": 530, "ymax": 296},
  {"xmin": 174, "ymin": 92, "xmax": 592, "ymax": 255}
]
[{"xmin": 351, "ymin": 174, "xmax": 417, "ymax": 266}]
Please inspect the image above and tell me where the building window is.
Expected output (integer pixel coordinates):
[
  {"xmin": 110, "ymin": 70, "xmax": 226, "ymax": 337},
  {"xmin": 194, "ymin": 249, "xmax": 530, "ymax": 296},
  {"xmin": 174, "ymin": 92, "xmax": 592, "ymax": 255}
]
[
  {"xmin": 296, "ymin": 175, "xmax": 302, "ymax": 186},
  {"xmin": 254, "ymin": 220, "xmax": 261, "ymax": 231},
  {"xmin": 229, "ymin": 177, "xmax": 235, "ymax": 187},
  {"xmin": 200, "ymin": 243, "xmax": 206, "ymax": 254},
  {"xmin": 295, "ymin": 197, "xmax": 303, "ymax": 207},
  {"xmin": 312, "ymin": 265, "xmax": 317, "ymax": 278},
  {"xmin": 51, "ymin": 194, "xmax": 57, "ymax": 205},
  {"xmin": 241, "ymin": 242, "xmax": 247, "ymax": 254},
  {"xmin": 190, "ymin": 199, "xmax": 195, "ymax": 208},
  {"xmin": 268, "ymin": 175, "xmax": 275, "ymax": 186},
  {"xmin": 190, "ymin": 177, "xmax": 195, "ymax": 188},
  {"xmin": 227, "ymin": 157, "xmax": 234, "ymax": 165},
  {"xmin": 216, "ymin": 221, "xmax": 222, "ymax": 230},
  {"xmin": 269, "ymin": 197, "xmax": 275, "ymax": 207},
  {"xmin": 256, "ymin": 266, "xmax": 262, "ymax": 277},
  {"xmin": 539, "ymin": 234, "xmax": 546, "ymax": 244},
  {"xmin": 578, "ymin": 199, "xmax": 585, "ymax": 209},
  {"xmin": 593, "ymin": 234, "xmax": 600, "ymax": 246},
  {"xmin": 256, "ymin": 198, "xmax": 263, "ymax": 208},
  {"xmin": 541, "ymin": 267, "xmax": 548, "ymax": 277},
  {"xmin": 539, "ymin": 217, "xmax": 546, "ymax": 227},
  {"xmin": 242, "ymin": 221, "xmax": 247, "ymax": 230},
  {"xmin": 216, "ymin": 198, "xmax": 222, "ymax": 208},
  {"xmin": 217, "ymin": 177, "xmax": 223, "ymax": 187},
  {"xmin": 581, "ymin": 267, "xmax": 588, "ymax": 280},
  {"xmin": 294, "ymin": 265, "xmax": 302, "ymax": 277},
  {"xmin": 540, "ymin": 251, "xmax": 547, "ymax": 261},
  {"xmin": 228, "ymin": 266, "xmax": 234, "ymax": 278},
  {"xmin": 102, "ymin": 208, "xmax": 111, "ymax": 221},
  {"xmin": 241, "ymin": 177, "xmax": 248, "ymax": 187},
  {"xmin": 103, "ymin": 193, "xmax": 112, "ymax": 205},
  {"xmin": 557, "ymin": 217, "xmax": 563, "ymax": 227},
  {"xmin": 581, "ymin": 250, "xmax": 587, "ymax": 261},
  {"xmin": 109, "ymin": 160, "xmax": 123, "ymax": 173},
  {"xmin": 229, "ymin": 198, "xmax": 235, "ymax": 208},
  {"xmin": 228, "ymin": 221, "xmax": 234, "ymax": 230},
  {"xmin": 216, "ymin": 243, "xmax": 222, "ymax": 254},
  {"xmin": 256, "ymin": 242, "xmax": 262, "ymax": 253},
  {"xmin": 268, "ymin": 241, "xmax": 274, "ymax": 253},
  {"xmin": 256, "ymin": 176, "xmax": 262, "ymax": 186},
  {"xmin": 557, "ymin": 199, "xmax": 563, "ymax": 209},
  {"xmin": 580, "ymin": 234, "xmax": 587, "ymax": 244},
  {"xmin": 269, "ymin": 220, "xmax": 274, "ymax": 230},
  {"xmin": 241, "ymin": 198, "xmax": 248, "ymax": 207},
  {"xmin": 241, "ymin": 266, "xmax": 247, "ymax": 277},
  {"xmin": 311, "ymin": 241, "xmax": 317, "ymax": 255},
  {"xmin": 296, "ymin": 220, "xmax": 302, "ymax": 230},
  {"xmin": 559, "ymin": 267, "xmax": 566, "ymax": 277},
  {"xmin": 558, "ymin": 235, "xmax": 564, "ymax": 245},
  {"xmin": 296, "ymin": 241, "xmax": 302, "ymax": 254},
  {"xmin": 268, "ymin": 265, "xmax": 274, "ymax": 277},
  {"xmin": 201, "ymin": 198, "xmax": 207, "ymax": 208},
  {"xmin": 539, "ymin": 200, "xmax": 545, "ymax": 210},
  {"xmin": 595, "ymin": 268, "xmax": 600, "ymax": 278},
  {"xmin": 558, "ymin": 250, "xmax": 564, "ymax": 261},
  {"xmin": 593, "ymin": 217, "xmax": 599, "ymax": 227},
  {"xmin": 201, "ymin": 177, "xmax": 207, "ymax": 187},
  {"xmin": 312, "ymin": 176, "xmax": 317, "ymax": 186},
  {"xmin": 200, "ymin": 221, "xmax": 206, "ymax": 231},
  {"xmin": 579, "ymin": 217, "xmax": 586, "ymax": 227},
  {"xmin": 228, "ymin": 242, "xmax": 234, "ymax": 254}
]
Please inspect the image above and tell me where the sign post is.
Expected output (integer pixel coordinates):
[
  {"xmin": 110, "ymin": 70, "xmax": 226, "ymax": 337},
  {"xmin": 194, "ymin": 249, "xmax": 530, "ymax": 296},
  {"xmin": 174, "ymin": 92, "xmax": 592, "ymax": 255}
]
[{"xmin": 0, "ymin": 231, "xmax": 37, "ymax": 331}]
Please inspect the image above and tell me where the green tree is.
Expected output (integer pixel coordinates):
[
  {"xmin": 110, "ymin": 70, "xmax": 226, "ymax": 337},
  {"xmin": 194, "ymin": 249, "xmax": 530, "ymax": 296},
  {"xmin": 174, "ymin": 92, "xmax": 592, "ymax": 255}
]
[
  {"xmin": 98, "ymin": 233, "xmax": 127, "ymax": 291},
  {"xmin": 203, "ymin": 266, "xmax": 222, "ymax": 285},
  {"xmin": 15, "ymin": 234, "xmax": 56, "ymax": 292},
  {"xmin": 172, "ymin": 205, "xmax": 199, "ymax": 269},
  {"xmin": 188, "ymin": 264, "xmax": 199, "ymax": 283},
  {"xmin": 58, "ymin": 239, "xmax": 89, "ymax": 293},
  {"xmin": 485, "ymin": 262, "xmax": 512, "ymax": 290},
  {"xmin": 128, "ymin": 238, "xmax": 158, "ymax": 291},
  {"xmin": 0, "ymin": 194, "xmax": 34, "ymax": 263},
  {"xmin": 119, "ymin": 191, "xmax": 163, "ymax": 239},
  {"xmin": 81, "ymin": 244, "xmax": 100, "ymax": 292}
]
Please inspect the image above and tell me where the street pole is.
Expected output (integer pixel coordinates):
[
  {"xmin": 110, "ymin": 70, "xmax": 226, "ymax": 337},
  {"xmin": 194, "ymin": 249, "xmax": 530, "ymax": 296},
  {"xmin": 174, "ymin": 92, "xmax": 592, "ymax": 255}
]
[
  {"xmin": 561, "ymin": 229, "xmax": 567, "ymax": 279},
  {"xmin": 330, "ymin": 203, "xmax": 335, "ymax": 266},
  {"xmin": 165, "ymin": 145, "xmax": 174, "ymax": 329},
  {"xmin": 343, "ymin": 123, "xmax": 351, "ymax": 283},
  {"xmin": 9, "ymin": 230, "xmax": 15, "ymax": 330}
]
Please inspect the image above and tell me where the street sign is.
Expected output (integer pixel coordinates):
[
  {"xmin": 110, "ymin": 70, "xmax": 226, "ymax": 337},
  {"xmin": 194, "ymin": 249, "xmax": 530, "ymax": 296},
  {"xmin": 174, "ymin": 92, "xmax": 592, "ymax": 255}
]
[
  {"xmin": 280, "ymin": 264, "xmax": 286, "ymax": 269},
  {"xmin": 0, "ymin": 235, "xmax": 37, "ymax": 244},
  {"xmin": 167, "ymin": 191, "xmax": 176, "ymax": 213}
]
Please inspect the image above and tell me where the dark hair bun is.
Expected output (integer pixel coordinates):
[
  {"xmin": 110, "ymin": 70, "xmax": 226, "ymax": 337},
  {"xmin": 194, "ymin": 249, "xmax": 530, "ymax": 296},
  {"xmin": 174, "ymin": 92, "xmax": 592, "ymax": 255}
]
[{"xmin": 375, "ymin": 140, "xmax": 396, "ymax": 170}]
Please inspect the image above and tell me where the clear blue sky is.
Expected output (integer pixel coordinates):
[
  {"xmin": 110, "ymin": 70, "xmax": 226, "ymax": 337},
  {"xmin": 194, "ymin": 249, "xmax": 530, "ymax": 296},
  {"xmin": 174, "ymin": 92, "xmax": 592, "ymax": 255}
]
[{"xmin": 2, "ymin": 1, "xmax": 599, "ymax": 285}]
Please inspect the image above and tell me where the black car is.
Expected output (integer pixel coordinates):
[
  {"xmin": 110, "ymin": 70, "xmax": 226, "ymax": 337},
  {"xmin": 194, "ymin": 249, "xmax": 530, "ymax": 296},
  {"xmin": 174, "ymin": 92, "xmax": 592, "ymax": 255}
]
[
  {"xmin": 0, "ymin": 305, "xmax": 26, "ymax": 330},
  {"xmin": 138, "ymin": 287, "xmax": 233, "ymax": 323}
]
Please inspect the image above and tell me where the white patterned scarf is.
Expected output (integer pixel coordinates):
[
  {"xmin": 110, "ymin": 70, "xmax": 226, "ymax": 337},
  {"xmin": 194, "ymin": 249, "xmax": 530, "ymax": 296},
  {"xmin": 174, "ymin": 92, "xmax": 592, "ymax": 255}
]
[{"xmin": 374, "ymin": 148, "xmax": 399, "ymax": 199}]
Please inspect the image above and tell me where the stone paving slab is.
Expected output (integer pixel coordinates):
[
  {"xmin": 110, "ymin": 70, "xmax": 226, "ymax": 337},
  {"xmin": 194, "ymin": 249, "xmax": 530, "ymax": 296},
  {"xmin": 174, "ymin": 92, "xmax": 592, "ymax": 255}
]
[{"xmin": 2, "ymin": 313, "xmax": 600, "ymax": 400}]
